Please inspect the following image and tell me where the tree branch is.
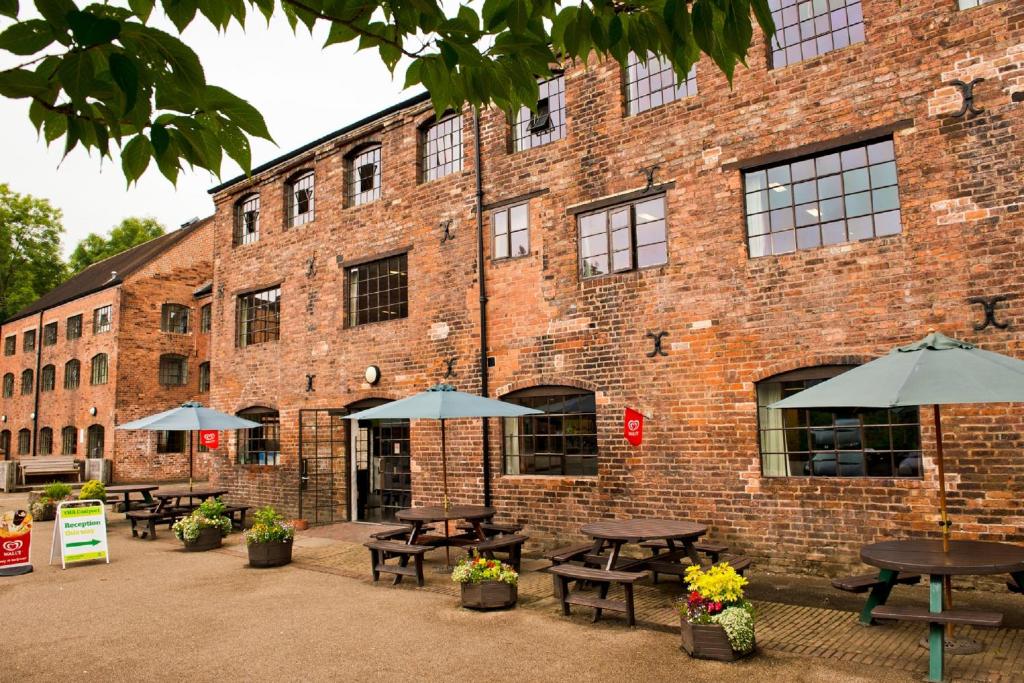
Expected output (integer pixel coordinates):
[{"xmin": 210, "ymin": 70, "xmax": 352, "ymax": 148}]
[{"xmin": 279, "ymin": 0, "xmax": 432, "ymax": 58}]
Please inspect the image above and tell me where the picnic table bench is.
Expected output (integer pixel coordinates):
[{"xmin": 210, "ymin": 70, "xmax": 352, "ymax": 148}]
[
  {"xmin": 126, "ymin": 509, "xmax": 184, "ymax": 540},
  {"xmin": 467, "ymin": 534, "xmax": 529, "ymax": 572},
  {"xmin": 456, "ymin": 520, "xmax": 523, "ymax": 538},
  {"xmin": 365, "ymin": 540, "xmax": 432, "ymax": 587},
  {"xmin": 549, "ymin": 564, "xmax": 648, "ymax": 627},
  {"xmin": 20, "ymin": 457, "xmax": 81, "ymax": 485},
  {"xmin": 832, "ymin": 571, "xmax": 921, "ymax": 594}
]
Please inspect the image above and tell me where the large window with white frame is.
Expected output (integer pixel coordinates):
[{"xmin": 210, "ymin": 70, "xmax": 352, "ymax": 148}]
[
  {"xmin": 347, "ymin": 145, "xmax": 382, "ymax": 207},
  {"xmin": 421, "ymin": 114, "xmax": 463, "ymax": 182},
  {"xmin": 492, "ymin": 203, "xmax": 529, "ymax": 260},
  {"xmin": 285, "ymin": 170, "xmax": 315, "ymax": 227},
  {"xmin": 513, "ymin": 75, "xmax": 566, "ymax": 152},
  {"xmin": 578, "ymin": 195, "xmax": 668, "ymax": 278},
  {"xmin": 233, "ymin": 194, "xmax": 260, "ymax": 246}
]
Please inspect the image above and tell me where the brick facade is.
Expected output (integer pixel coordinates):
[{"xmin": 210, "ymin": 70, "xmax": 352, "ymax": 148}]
[{"xmin": 204, "ymin": 0, "xmax": 1023, "ymax": 574}]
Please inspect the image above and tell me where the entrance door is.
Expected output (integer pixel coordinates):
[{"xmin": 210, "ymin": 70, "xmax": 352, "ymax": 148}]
[
  {"xmin": 298, "ymin": 409, "xmax": 348, "ymax": 525},
  {"xmin": 351, "ymin": 415, "xmax": 411, "ymax": 522}
]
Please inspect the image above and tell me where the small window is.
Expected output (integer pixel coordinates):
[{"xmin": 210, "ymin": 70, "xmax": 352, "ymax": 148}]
[
  {"xmin": 492, "ymin": 203, "xmax": 530, "ymax": 260},
  {"xmin": 0, "ymin": 430, "xmax": 9, "ymax": 457},
  {"xmin": 90, "ymin": 353, "xmax": 108, "ymax": 385},
  {"xmin": 161, "ymin": 304, "xmax": 190, "ymax": 334},
  {"xmin": 744, "ymin": 137, "xmax": 901, "ymax": 257},
  {"xmin": 61, "ymin": 426, "xmax": 77, "ymax": 455},
  {"xmin": 38, "ymin": 427, "xmax": 53, "ymax": 455},
  {"xmin": 285, "ymin": 170, "xmax": 316, "ymax": 227},
  {"xmin": 159, "ymin": 354, "xmax": 188, "ymax": 386},
  {"xmin": 199, "ymin": 361, "xmax": 210, "ymax": 393},
  {"xmin": 513, "ymin": 75, "xmax": 566, "ymax": 152},
  {"xmin": 421, "ymin": 115, "xmax": 463, "ymax": 182},
  {"xmin": 237, "ymin": 407, "xmax": 280, "ymax": 465},
  {"xmin": 626, "ymin": 52, "xmax": 697, "ymax": 115},
  {"xmin": 502, "ymin": 386, "xmax": 598, "ymax": 476},
  {"xmin": 347, "ymin": 145, "xmax": 382, "ymax": 207},
  {"xmin": 233, "ymin": 194, "xmax": 260, "ymax": 246},
  {"xmin": 42, "ymin": 322, "xmax": 57, "ymax": 346},
  {"xmin": 64, "ymin": 359, "xmax": 81, "ymax": 390},
  {"xmin": 236, "ymin": 286, "xmax": 281, "ymax": 347},
  {"xmin": 958, "ymin": 0, "xmax": 995, "ymax": 7},
  {"xmin": 347, "ymin": 253, "xmax": 408, "ymax": 327},
  {"xmin": 3, "ymin": 336, "xmax": 14, "ymax": 355},
  {"xmin": 23, "ymin": 329, "xmax": 36, "ymax": 353},
  {"xmin": 17, "ymin": 429, "xmax": 30, "ymax": 456},
  {"xmin": 200, "ymin": 303, "xmax": 212, "ymax": 333},
  {"xmin": 157, "ymin": 430, "xmax": 185, "ymax": 453},
  {"xmin": 768, "ymin": 0, "xmax": 865, "ymax": 69},
  {"xmin": 578, "ymin": 195, "xmax": 668, "ymax": 278},
  {"xmin": 20, "ymin": 369, "xmax": 33, "ymax": 395},
  {"xmin": 40, "ymin": 364, "xmax": 55, "ymax": 392},
  {"xmin": 86, "ymin": 424, "xmax": 104, "ymax": 458},
  {"xmin": 93, "ymin": 305, "xmax": 112, "ymax": 334},
  {"xmin": 66, "ymin": 314, "xmax": 83, "ymax": 340},
  {"xmin": 1, "ymin": 373, "xmax": 12, "ymax": 398}
]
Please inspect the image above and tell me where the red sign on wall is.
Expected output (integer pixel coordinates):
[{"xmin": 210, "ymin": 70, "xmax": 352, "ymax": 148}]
[
  {"xmin": 199, "ymin": 430, "xmax": 220, "ymax": 450},
  {"xmin": 0, "ymin": 510, "xmax": 32, "ymax": 573},
  {"xmin": 624, "ymin": 408, "xmax": 644, "ymax": 447}
]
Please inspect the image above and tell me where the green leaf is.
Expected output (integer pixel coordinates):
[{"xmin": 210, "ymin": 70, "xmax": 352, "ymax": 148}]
[
  {"xmin": 0, "ymin": 0, "xmax": 18, "ymax": 19},
  {"xmin": 482, "ymin": 0, "xmax": 512, "ymax": 30},
  {"xmin": 34, "ymin": 0, "xmax": 75, "ymax": 32},
  {"xmin": 150, "ymin": 122, "xmax": 169, "ymax": 156},
  {"xmin": 324, "ymin": 21, "xmax": 357, "ymax": 47},
  {"xmin": 28, "ymin": 98, "xmax": 47, "ymax": 130},
  {"xmin": 161, "ymin": 0, "xmax": 198, "ymax": 33},
  {"xmin": 750, "ymin": 0, "xmax": 775, "ymax": 39},
  {"xmin": 66, "ymin": 9, "xmax": 121, "ymax": 47},
  {"xmin": 127, "ymin": 0, "xmax": 155, "ymax": 22},
  {"xmin": 218, "ymin": 121, "xmax": 250, "ymax": 172},
  {"xmin": 0, "ymin": 67, "xmax": 50, "ymax": 98},
  {"xmin": 0, "ymin": 20, "xmax": 55, "ymax": 55},
  {"xmin": 550, "ymin": 5, "xmax": 577, "ymax": 47},
  {"xmin": 506, "ymin": 0, "xmax": 529, "ymax": 32},
  {"xmin": 203, "ymin": 85, "xmax": 272, "ymax": 140},
  {"xmin": 56, "ymin": 51, "xmax": 96, "ymax": 103},
  {"xmin": 42, "ymin": 112, "xmax": 66, "ymax": 143},
  {"xmin": 722, "ymin": 0, "xmax": 752, "ymax": 61},
  {"xmin": 108, "ymin": 52, "xmax": 139, "ymax": 113}
]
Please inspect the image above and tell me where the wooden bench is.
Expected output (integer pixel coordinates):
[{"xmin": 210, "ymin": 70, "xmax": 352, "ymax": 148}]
[
  {"xmin": 368, "ymin": 525, "xmax": 437, "ymax": 542},
  {"xmin": 223, "ymin": 505, "xmax": 250, "ymax": 530},
  {"xmin": 20, "ymin": 457, "xmax": 81, "ymax": 485},
  {"xmin": 871, "ymin": 605, "xmax": 1003, "ymax": 628},
  {"xmin": 832, "ymin": 572, "xmax": 921, "ymax": 593},
  {"xmin": 456, "ymin": 521, "xmax": 523, "ymax": 538},
  {"xmin": 549, "ymin": 564, "xmax": 648, "ymax": 627},
  {"xmin": 364, "ymin": 540, "xmax": 432, "ymax": 587},
  {"xmin": 468, "ymin": 534, "xmax": 529, "ymax": 572},
  {"xmin": 126, "ymin": 510, "xmax": 181, "ymax": 540},
  {"xmin": 546, "ymin": 543, "xmax": 592, "ymax": 565},
  {"xmin": 640, "ymin": 539, "xmax": 730, "ymax": 563}
]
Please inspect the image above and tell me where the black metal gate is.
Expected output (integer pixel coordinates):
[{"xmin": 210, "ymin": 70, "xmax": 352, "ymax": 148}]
[{"xmin": 298, "ymin": 408, "xmax": 348, "ymax": 525}]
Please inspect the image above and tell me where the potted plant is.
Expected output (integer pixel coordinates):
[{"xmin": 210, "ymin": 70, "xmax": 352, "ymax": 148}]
[
  {"xmin": 679, "ymin": 563, "xmax": 756, "ymax": 661},
  {"xmin": 244, "ymin": 506, "xmax": 295, "ymax": 568},
  {"xmin": 172, "ymin": 497, "xmax": 232, "ymax": 551},
  {"xmin": 79, "ymin": 479, "xmax": 106, "ymax": 502},
  {"xmin": 28, "ymin": 481, "xmax": 73, "ymax": 521},
  {"xmin": 451, "ymin": 553, "xmax": 518, "ymax": 610}
]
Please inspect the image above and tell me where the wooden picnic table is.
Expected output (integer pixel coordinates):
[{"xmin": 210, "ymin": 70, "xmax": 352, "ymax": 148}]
[
  {"xmin": 104, "ymin": 484, "xmax": 158, "ymax": 512},
  {"xmin": 153, "ymin": 488, "xmax": 229, "ymax": 512},
  {"xmin": 581, "ymin": 518, "xmax": 708, "ymax": 572},
  {"xmin": 395, "ymin": 505, "xmax": 496, "ymax": 546}
]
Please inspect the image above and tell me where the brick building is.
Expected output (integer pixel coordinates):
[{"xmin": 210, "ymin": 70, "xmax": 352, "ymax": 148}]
[
  {"xmin": 0, "ymin": 217, "xmax": 214, "ymax": 483},
  {"xmin": 206, "ymin": 0, "xmax": 1023, "ymax": 572}
]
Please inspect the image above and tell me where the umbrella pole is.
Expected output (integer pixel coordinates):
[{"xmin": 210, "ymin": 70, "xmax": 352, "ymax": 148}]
[
  {"xmin": 189, "ymin": 430, "xmax": 194, "ymax": 493},
  {"xmin": 441, "ymin": 419, "xmax": 450, "ymax": 511},
  {"xmin": 934, "ymin": 404, "xmax": 955, "ymax": 639}
]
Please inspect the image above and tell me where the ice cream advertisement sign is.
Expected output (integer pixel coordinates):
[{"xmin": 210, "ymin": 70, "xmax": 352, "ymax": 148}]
[{"xmin": 0, "ymin": 509, "xmax": 33, "ymax": 576}]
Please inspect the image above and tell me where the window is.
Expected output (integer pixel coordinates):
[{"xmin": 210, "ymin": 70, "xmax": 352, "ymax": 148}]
[
  {"xmin": 492, "ymin": 203, "xmax": 530, "ymax": 260},
  {"xmin": 17, "ymin": 429, "xmax": 30, "ymax": 455},
  {"xmin": 959, "ymin": 0, "xmax": 995, "ymax": 7},
  {"xmin": 86, "ymin": 424, "xmax": 104, "ymax": 458},
  {"xmin": 43, "ymin": 322, "xmax": 57, "ymax": 346},
  {"xmin": 513, "ymin": 75, "xmax": 566, "ymax": 152},
  {"xmin": 2, "ymin": 373, "xmax": 12, "ymax": 398},
  {"xmin": 93, "ymin": 305, "xmax": 112, "ymax": 333},
  {"xmin": 20, "ymin": 369, "xmax": 32, "ymax": 395},
  {"xmin": 502, "ymin": 386, "xmax": 598, "ymax": 476},
  {"xmin": 233, "ymin": 193, "xmax": 260, "ymax": 245},
  {"xmin": 40, "ymin": 364, "xmax": 55, "ymax": 392},
  {"xmin": 768, "ymin": 0, "xmax": 864, "ymax": 69},
  {"xmin": 347, "ymin": 253, "xmax": 408, "ymax": 327},
  {"xmin": 744, "ymin": 138, "xmax": 901, "ymax": 257},
  {"xmin": 38, "ymin": 427, "xmax": 52, "ymax": 455},
  {"xmin": 421, "ymin": 115, "xmax": 463, "ymax": 181},
  {"xmin": 64, "ymin": 359, "xmax": 81, "ymax": 389},
  {"xmin": 237, "ymin": 407, "xmax": 280, "ymax": 465},
  {"xmin": 579, "ymin": 195, "xmax": 668, "ymax": 278},
  {"xmin": 157, "ymin": 430, "xmax": 185, "ymax": 453},
  {"xmin": 285, "ymin": 170, "xmax": 315, "ymax": 227},
  {"xmin": 626, "ymin": 52, "xmax": 697, "ymax": 115},
  {"xmin": 159, "ymin": 354, "xmax": 188, "ymax": 386},
  {"xmin": 347, "ymin": 145, "xmax": 382, "ymax": 207},
  {"xmin": 3, "ymin": 336, "xmax": 13, "ymax": 355},
  {"xmin": 0, "ymin": 430, "xmax": 9, "ymax": 457},
  {"xmin": 67, "ymin": 314, "xmax": 82, "ymax": 340},
  {"xmin": 757, "ymin": 366, "xmax": 922, "ymax": 478},
  {"xmin": 161, "ymin": 303, "xmax": 190, "ymax": 334},
  {"xmin": 61, "ymin": 426, "xmax": 77, "ymax": 455},
  {"xmin": 236, "ymin": 286, "xmax": 281, "ymax": 347},
  {"xmin": 199, "ymin": 361, "xmax": 210, "ymax": 393},
  {"xmin": 200, "ymin": 303, "xmax": 212, "ymax": 333},
  {"xmin": 23, "ymin": 329, "xmax": 35, "ymax": 353},
  {"xmin": 90, "ymin": 353, "xmax": 108, "ymax": 385}
]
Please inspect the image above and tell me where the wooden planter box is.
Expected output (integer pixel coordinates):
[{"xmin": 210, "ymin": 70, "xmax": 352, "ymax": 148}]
[
  {"xmin": 183, "ymin": 526, "xmax": 223, "ymax": 552},
  {"xmin": 680, "ymin": 616, "xmax": 755, "ymax": 661},
  {"xmin": 460, "ymin": 581, "xmax": 517, "ymax": 610},
  {"xmin": 248, "ymin": 539, "xmax": 293, "ymax": 568}
]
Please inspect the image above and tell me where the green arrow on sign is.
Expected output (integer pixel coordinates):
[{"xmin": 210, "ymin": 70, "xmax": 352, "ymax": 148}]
[{"xmin": 66, "ymin": 539, "xmax": 101, "ymax": 548}]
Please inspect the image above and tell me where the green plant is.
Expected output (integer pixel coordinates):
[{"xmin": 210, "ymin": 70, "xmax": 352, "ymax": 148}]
[
  {"xmin": 451, "ymin": 554, "xmax": 518, "ymax": 586},
  {"xmin": 714, "ymin": 605, "xmax": 756, "ymax": 654},
  {"xmin": 244, "ymin": 506, "xmax": 295, "ymax": 546},
  {"xmin": 172, "ymin": 497, "xmax": 232, "ymax": 543},
  {"xmin": 679, "ymin": 563, "xmax": 755, "ymax": 654},
  {"xmin": 43, "ymin": 481, "xmax": 72, "ymax": 500},
  {"xmin": 79, "ymin": 480, "xmax": 106, "ymax": 502}
]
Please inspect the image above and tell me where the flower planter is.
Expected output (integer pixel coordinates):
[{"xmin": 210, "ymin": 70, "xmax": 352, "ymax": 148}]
[
  {"xmin": 183, "ymin": 526, "xmax": 223, "ymax": 552},
  {"xmin": 460, "ymin": 581, "xmax": 517, "ymax": 610},
  {"xmin": 248, "ymin": 539, "xmax": 293, "ymax": 568},
  {"xmin": 680, "ymin": 616, "xmax": 754, "ymax": 661}
]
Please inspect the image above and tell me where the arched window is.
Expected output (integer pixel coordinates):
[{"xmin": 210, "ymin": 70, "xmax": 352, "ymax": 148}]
[
  {"xmin": 40, "ymin": 364, "xmax": 55, "ymax": 392},
  {"xmin": 64, "ymin": 359, "xmax": 81, "ymax": 389},
  {"xmin": 0, "ymin": 430, "xmax": 10, "ymax": 458},
  {"xmin": 501, "ymin": 386, "xmax": 597, "ymax": 476},
  {"xmin": 90, "ymin": 353, "xmax": 108, "ymax": 385},
  {"xmin": 2, "ymin": 373, "xmax": 12, "ymax": 398},
  {"xmin": 17, "ymin": 429, "xmax": 30, "ymax": 455},
  {"xmin": 236, "ymin": 406, "xmax": 280, "ymax": 465},
  {"xmin": 86, "ymin": 424, "xmax": 104, "ymax": 458},
  {"xmin": 161, "ymin": 303, "xmax": 190, "ymax": 333},
  {"xmin": 38, "ymin": 427, "xmax": 53, "ymax": 455},
  {"xmin": 233, "ymin": 193, "xmax": 260, "ymax": 245},
  {"xmin": 199, "ymin": 362, "xmax": 210, "ymax": 393},
  {"xmin": 420, "ymin": 114, "xmax": 462, "ymax": 182},
  {"xmin": 346, "ymin": 144, "xmax": 381, "ymax": 207},
  {"xmin": 20, "ymin": 369, "xmax": 33, "ymax": 395},
  {"xmin": 756, "ymin": 366, "xmax": 922, "ymax": 478},
  {"xmin": 61, "ymin": 426, "xmax": 77, "ymax": 455},
  {"xmin": 285, "ymin": 169, "xmax": 315, "ymax": 227},
  {"xmin": 159, "ymin": 354, "xmax": 188, "ymax": 386}
]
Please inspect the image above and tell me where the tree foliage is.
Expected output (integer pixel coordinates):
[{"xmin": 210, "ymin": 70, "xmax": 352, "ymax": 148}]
[
  {"xmin": 0, "ymin": 0, "xmax": 774, "ymax": 184},
  {"xmin": 68, "ymin": 215, "xmax": 165, "ymax": 272},
  {"xmin": 0, "ymin": 183, "xmax": 65, "ymax": 321}
]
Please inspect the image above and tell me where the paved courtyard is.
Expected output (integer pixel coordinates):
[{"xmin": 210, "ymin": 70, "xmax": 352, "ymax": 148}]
[{"xmin": 3, "ymin": 491, "xmax": 1023, "ymax": 682}]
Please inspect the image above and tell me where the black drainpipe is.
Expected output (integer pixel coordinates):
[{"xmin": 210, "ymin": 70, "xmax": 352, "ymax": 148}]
[
  {"xmin": 31, "ymin": 311, "xmax": 43, "ymax": 456},
  {"xmin": 473, "ymin": 108, "xmax": 492, "ymax": 507}
]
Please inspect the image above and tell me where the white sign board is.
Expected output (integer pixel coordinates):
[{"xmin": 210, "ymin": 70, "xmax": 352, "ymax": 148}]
[{"xmin": 50, "ymin": 500, "xmax": 109, "ymax": 569}]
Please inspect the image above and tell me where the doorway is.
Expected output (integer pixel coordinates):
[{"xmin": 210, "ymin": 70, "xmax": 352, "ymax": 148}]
[{"xmin": 349, "ymin": 399, "xmax": 411, "ymax": 522}]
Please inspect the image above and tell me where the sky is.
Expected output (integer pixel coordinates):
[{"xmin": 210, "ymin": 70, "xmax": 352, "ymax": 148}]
[{"xmin": 0, "ymin": 12, "xmax": 415, "ymax": 257}]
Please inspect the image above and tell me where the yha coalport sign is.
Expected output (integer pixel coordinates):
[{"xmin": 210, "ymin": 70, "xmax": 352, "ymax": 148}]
[
  {"xmin": 624, "ymin": 407, "xmax": 644, "ymax": 447},
  {"xmin": 50, "ymin": 501, "xmax": 109, "ymax": 569},
  {"xmin": 0, "ymin": 510, "xmax": 33, "ymax": 576}
]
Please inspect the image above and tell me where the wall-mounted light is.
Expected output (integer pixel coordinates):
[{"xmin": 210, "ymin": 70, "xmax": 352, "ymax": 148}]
[
  {"xmin": 1, "ymin": 415, "xmax": 6, "ymax": 423},
  {"xmin": 89, "ymin": 406, "xmax": 97, "ymax": 416},
  {"xmin": 364, "ymin": 365, "xmax": 381, "ymax": 385},
  {"xmin": 29, "ymin": 413, "xmax": 35, "ymax": 420}
]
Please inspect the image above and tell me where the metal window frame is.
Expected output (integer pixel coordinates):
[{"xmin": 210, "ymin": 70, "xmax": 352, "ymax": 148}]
[
  {"xmin": 500, "ymin": 386, "xmax": 599, "ymax": 477},
  {"xmin": 490, "ymin": 202, "xmax": 531, "ymax": 261},
  {"xmin": 64, "ymin": 359, "xmax": 80, "ymax": 389},
  {"xmin": 236, "ymin": 407, "xmax": 281, "ymax": 466},
  {"xmin": 40, "ymin": 364, "xmax": 55, "ymax": 392},
  {"xmin": 577, "ymin": 194, "xmax": 670, "ymax": 279},
  {"xmin": 90, "ymin": 353, "xmax": 108, "ymax": 385},
  {"xmin": 158, "ymin": 354, "xmax": 188, "ymax": 386},
  {"xmin": 93, "ymin": 305, "xmax": 112, "ymax": 334},
  {"xmin": 236, "ymin": 286, "xmax": 281, "ymax": 348},
  {"xmin": 160, "ymin": 303, "xmax": 190, "ymax": 334},
  {"xmin": 42, "ymin": 322, "xmax": 58, "ymax": 346},
  {"xmin": 421, "ymin": 114, "xmax": 464, "ymax": 182},
  {"xmin": 233, "ymin": 193, "xmax": 261, "ymax": 246},
  {"xmin": 347, "ymin": 145, "xmax": 382, "ymax": 207},
  {"xmin": 61, "ymin": 426, "xmax": 77, "ymax": 455},
  {"xmin": 66, "ymin": 314, "xmax": 82, "ymax": 340},
  {"xmin": 345, "ymin": 253, "xmax": 408, "ymax": 327},
  {"xmin": 625, "ymin": 52, "xmax": 698, "ymax": 116},
  {"xmin": 285, "ymin": 169, "xmax": 316, "ymax": 227}
]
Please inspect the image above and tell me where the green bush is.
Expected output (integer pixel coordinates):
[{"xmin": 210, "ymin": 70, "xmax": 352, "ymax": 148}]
[
  {"xmin": 244, "ymin": 506, "xmax": 295, "ymax": 545},
  {"xmin": 173, "ymin": 497, "xmax": 232, "ymax": 542},
  {"xmin": 43, "ymin": 481, "xmax": 72, "ymax": 500},
  {"xmin": 79, "ymin": 480, "xmax": 106, "ymax": 502}
]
